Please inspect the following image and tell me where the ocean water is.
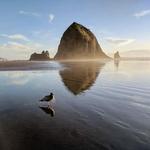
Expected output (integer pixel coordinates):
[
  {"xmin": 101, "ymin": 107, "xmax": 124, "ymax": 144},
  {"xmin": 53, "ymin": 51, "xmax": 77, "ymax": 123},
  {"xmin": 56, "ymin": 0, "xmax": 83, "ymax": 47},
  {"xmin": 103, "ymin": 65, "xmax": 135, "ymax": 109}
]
[{"xmin": 0, "ymin": 60, "xmax": 150, "ymax": 150}]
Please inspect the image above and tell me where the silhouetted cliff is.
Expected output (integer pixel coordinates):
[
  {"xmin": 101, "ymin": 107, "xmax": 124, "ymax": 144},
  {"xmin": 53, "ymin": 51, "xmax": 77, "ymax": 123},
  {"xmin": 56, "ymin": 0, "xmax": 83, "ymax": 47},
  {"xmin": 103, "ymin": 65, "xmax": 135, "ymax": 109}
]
[
  {"xmin": 114, "ymin": 51, "xmax": 120, "ymax": 59},
  {"xmin": 55, "ymin": 22, "xmax": 109, "ymax": 60},
  {"xmin": 30, "ymin": 51, "xmax": 50, "ymax": 61}
]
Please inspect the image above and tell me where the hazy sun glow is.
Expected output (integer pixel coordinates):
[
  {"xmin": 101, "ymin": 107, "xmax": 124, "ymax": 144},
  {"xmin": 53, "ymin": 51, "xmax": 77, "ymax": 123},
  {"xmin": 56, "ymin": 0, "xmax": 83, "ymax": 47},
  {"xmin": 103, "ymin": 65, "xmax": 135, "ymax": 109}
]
[{"xmin": 0, "ymin": 0, "xmax": 150, "ymax": 60}]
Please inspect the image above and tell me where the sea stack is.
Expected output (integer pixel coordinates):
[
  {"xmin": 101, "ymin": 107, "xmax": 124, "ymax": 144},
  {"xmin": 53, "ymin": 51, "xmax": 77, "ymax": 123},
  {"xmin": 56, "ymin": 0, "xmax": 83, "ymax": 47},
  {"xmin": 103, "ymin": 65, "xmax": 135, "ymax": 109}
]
[
  {"xmin": 114, "ymin": 51, "xmax": 120, "ymax": 59},
  {"xmin": 54, "ymin": 22, "xmax": 109, "ymax": 60},
  {"xmin": 29, "ymin": 51, "xmax": 51, "ymax": 61}
]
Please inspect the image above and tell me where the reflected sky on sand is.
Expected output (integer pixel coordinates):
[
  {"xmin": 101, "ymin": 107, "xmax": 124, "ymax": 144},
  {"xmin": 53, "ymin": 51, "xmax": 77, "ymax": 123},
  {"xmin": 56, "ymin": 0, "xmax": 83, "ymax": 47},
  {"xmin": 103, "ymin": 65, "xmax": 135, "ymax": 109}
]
[{"xmin": 0, "ymin": 60, "xmax": 150, "ymax": 150}]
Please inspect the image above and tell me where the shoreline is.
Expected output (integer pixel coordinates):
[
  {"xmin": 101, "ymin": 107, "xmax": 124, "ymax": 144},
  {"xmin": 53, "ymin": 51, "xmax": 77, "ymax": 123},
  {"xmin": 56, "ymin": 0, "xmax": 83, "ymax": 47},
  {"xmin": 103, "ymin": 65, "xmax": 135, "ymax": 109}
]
[{"xmin": 0, "ymin": 59, "xmax": 150, "ymax": 71}]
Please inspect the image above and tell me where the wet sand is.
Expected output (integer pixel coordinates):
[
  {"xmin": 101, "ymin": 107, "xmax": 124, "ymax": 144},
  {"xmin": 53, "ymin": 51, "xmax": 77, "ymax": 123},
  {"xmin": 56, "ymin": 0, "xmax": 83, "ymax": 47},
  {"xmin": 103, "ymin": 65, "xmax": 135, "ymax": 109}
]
[
  {"xmin": 0, "ymin": 60, "xmax": 150, "ymax": 150},
  {"xmin": 0, "ymin": 60, "xmax": 63, "ymax": 71}
]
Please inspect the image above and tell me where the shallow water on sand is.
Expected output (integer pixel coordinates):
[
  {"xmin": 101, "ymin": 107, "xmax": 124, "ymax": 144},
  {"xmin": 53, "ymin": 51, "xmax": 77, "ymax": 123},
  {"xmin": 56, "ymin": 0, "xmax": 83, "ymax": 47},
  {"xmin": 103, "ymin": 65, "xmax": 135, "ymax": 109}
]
[{"xmin": 0, "ymin": 60, "xmax": 150, "ymax": 150}]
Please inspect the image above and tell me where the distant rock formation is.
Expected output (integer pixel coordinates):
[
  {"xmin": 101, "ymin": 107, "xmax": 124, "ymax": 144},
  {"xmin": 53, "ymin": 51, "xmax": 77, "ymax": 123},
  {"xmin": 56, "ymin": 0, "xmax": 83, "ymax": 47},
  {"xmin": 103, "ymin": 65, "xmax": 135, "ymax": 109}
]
[
  {"xmin": 29, "ymin": 51, "xmax": 50, "ymax": 61},
  {"xmin": 59, "ymin": 62, "xmax": 105, "ymax": 95},
  {"xmin": 55, "ymin": 22, "xmax": 109, "ymax": 60},
  {"xmin": 0, "ymin": 58, "xmax": 6, "ymax": 61},
  {"xmin": 114, "ymin": 51, "xmax": 120, "ymax": 59}
]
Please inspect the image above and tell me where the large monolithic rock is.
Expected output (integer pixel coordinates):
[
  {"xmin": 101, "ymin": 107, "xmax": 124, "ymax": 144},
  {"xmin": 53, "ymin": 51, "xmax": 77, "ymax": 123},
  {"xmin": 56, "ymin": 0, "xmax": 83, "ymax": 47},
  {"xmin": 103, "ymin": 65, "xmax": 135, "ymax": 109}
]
[{"xmin": 54, "ymin": 22, "xmax": 109, "ymax": 60}]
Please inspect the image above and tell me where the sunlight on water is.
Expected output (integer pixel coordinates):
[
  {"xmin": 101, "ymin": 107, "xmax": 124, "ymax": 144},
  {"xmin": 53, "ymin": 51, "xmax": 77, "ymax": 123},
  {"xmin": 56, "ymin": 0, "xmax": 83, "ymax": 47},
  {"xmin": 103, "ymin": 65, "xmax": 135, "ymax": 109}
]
[{"xmin": 0, "ymin": 60, "xmax": 150, "ymax": 150}]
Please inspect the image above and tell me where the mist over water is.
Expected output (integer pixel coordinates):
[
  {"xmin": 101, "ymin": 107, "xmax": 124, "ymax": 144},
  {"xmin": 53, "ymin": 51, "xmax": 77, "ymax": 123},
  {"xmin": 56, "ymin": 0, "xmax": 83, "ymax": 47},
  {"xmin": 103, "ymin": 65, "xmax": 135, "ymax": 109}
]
[{"xmin": 0, "ymin": 60, "xmax": 150, "ymax": 150}]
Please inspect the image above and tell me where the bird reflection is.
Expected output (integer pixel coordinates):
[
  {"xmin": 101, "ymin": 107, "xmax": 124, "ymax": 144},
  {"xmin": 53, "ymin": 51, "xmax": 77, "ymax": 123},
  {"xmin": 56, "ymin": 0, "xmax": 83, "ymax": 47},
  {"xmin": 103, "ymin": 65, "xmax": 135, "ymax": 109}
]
[
  {"xmin": 59, "ymin": 61, "xmax": 105, "ymax": 95},
  {"xmin": 39, "ymin": 106, "xmax": 55, "ymax": 117},
  {"xmin": 39, "ymin": 92, "xmax": 55, "ymax": 117}
]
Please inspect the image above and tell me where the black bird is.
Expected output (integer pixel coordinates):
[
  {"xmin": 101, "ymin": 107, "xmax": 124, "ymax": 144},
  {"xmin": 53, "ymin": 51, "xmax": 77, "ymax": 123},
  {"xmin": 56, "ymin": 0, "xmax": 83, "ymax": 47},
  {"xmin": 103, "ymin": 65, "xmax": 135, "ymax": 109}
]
[{"xmin": 40, "ymin": 93, "xmax": 54, "ymax": 102}]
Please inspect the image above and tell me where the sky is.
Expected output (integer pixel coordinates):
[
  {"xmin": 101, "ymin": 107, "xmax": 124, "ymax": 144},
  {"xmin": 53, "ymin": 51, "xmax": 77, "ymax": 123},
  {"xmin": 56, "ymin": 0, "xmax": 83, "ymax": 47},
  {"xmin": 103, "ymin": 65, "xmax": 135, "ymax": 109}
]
[{"xmin": 0, "ymin": 0, "xmax": 150, "ymax": 60}]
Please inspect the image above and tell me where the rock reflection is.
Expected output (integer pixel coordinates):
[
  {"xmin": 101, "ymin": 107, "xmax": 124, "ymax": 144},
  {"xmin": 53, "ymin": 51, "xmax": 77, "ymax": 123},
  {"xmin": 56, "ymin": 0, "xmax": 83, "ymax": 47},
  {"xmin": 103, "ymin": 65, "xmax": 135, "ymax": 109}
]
[
  {"xmin": 39, "ymin": 106, "xmax": 55, "ymax": 117},
  {"xmin": 114, "ymin": 59, "xmax": 120, "ymax": 71},
  {"xmin": 59, "ymin": 61, "xmax": 105, "ymax": 95}
]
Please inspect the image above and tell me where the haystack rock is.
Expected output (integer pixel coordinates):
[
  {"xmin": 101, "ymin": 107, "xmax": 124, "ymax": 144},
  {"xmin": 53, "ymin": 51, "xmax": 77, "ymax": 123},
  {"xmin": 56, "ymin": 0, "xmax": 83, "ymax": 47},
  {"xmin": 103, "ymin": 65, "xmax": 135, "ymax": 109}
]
[
  {"xmin": 55, "ymin": 22, "xmax": 109, "ymax": 60},
  {"xmin": 29, "ymin": 51, "xmax": 50, "ymax": 61}
]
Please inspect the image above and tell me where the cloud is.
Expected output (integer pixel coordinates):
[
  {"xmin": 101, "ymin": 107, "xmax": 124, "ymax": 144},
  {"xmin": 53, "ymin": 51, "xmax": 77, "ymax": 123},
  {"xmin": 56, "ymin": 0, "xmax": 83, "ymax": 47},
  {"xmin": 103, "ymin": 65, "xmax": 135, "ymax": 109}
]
[
  {"xmin": 32, "ymin": 30, "xmax": 52, "ymax": 40},
  {"xmin": 19, "ymin": 11, "xmax": 55, "ymax": 23},
  {"xmin": 121, "ymin": 49, "xmax": 150, "ymax": 57},
  {"xmin": 0, "ymin": 34, "xmax": 29, "ymax": 41},
  {"xmin": 105, "ymin": 37, "xmax": 135, "ymax": 46},
  {"xmin": 19, "ymin": 10, "xmax": 41, "ymax": 17},
  {"xmin": 49, "ymin": 14, "xmax": 55, "ymax": 22},
  {"xmin": 133, "ymin": 9, "xmax": 150, "ymax": 18},
  {"xmin": 0, "ymin": 42, "xmax": 31, "ymax": 51},
  {"xmin": 0, "ymin": 41, "xmax": 44, "ymax": 59},
  {"xmin": 0, "ymin": 41, "xmax": 43, "ymax": 52},
  {"xmin": 4, "ymin": 72, "xmax": 31, "ymax": 85}
]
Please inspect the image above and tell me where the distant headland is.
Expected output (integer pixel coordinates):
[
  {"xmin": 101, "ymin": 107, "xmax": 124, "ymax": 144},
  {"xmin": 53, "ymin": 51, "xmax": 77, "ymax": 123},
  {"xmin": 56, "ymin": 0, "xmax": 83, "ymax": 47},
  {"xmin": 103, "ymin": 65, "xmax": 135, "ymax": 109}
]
[{"xmin": 30, "ymin": 51, "xmax": 51, "ymax": 61}]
